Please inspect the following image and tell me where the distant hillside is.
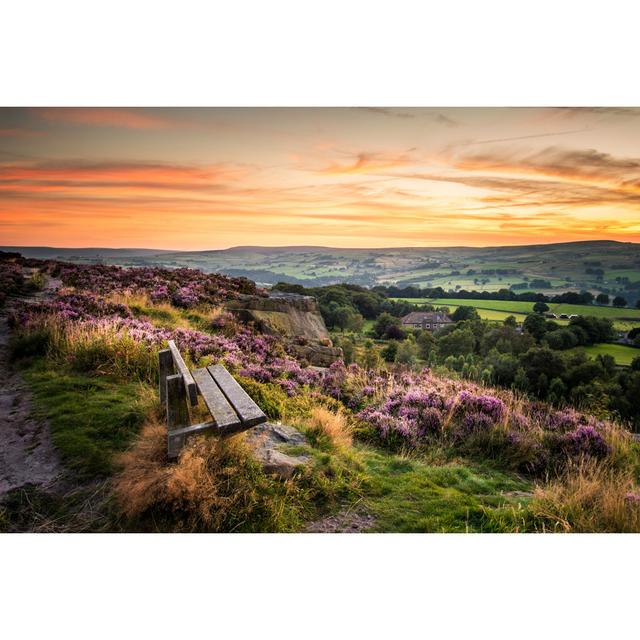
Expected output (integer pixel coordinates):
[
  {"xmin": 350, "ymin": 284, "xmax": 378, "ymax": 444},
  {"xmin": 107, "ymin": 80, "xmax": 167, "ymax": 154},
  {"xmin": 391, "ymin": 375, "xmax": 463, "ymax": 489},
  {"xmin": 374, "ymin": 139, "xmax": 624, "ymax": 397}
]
[
  {"xmin": 3, "ymin": 241, "xmax": 640, "ymax": 302},
  {"xmin": 0, "ymin": 246, "xmax": 173, "ymax": 259}
]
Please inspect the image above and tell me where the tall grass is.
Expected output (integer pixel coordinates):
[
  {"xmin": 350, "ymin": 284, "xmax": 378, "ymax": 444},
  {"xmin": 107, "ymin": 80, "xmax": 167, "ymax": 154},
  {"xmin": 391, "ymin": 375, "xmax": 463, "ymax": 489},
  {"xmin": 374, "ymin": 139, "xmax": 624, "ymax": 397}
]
[
  {"xmin": 113, "ymin": 422, "xmax": 306, "ymax": 532},
  {"xmin": 11, "ymin": 316, "xmax": 158, "ymax": 382},
  {"xmin": 529, "ymin": 458, "xmax": 640, "ymax": 533},
  {"xmin": 306, "ymin": 406, "xmax": 353, "ymax": 451}
]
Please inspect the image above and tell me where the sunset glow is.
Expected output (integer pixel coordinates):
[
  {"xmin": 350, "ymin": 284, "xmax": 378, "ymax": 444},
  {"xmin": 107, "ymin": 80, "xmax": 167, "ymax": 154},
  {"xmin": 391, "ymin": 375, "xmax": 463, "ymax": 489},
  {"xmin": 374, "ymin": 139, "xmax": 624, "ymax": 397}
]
[{"xmin": 1, "ymin": 107, "xmax": 639, "ymax": 249}]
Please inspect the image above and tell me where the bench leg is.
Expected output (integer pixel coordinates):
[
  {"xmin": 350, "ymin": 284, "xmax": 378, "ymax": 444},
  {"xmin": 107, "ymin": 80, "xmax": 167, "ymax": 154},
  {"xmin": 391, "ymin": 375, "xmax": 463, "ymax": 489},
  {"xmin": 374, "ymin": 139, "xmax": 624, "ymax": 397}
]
[
  {"xmin": 158, "ymin": 349, "xmax": 174, "ymax": 406},
  {"xmin": 166, "ymin": 373, "xmax": 190, "ymax": 459}
]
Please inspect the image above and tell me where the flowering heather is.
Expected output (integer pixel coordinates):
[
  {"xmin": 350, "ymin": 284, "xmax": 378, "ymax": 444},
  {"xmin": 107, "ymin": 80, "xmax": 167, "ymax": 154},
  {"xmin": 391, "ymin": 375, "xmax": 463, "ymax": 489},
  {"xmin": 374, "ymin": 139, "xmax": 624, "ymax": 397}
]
[
  {"xmin": 455, "ymin": 390, "xmax": 505, "ymax": 422},
  {"xmin": 557, "ymin": 425, "xmax": 611, "ymax": 460},
  {"xmin": 49, "ymin": 261, "xmax": 263, "ymax": 308},
  {"xmin": 0, "ymin": 261, "xmax": 24, "ymax": 305}
]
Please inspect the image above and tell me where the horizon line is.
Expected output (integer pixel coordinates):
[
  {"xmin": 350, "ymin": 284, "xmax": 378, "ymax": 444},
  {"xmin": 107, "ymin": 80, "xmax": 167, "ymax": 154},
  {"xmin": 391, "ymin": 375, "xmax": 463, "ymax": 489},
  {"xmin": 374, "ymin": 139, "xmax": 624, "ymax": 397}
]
[{"xmin": 1, "ymin": 238, "xmax": 636, "ymax": 254}]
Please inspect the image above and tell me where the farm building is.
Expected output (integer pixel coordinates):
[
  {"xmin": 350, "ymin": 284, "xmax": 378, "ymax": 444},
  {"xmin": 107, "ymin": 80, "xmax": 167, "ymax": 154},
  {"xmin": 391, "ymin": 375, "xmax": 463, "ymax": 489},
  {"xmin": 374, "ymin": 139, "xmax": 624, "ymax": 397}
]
[{"xmin": 401, "ymin": 311, "xmax": 454, "ymax": 331}]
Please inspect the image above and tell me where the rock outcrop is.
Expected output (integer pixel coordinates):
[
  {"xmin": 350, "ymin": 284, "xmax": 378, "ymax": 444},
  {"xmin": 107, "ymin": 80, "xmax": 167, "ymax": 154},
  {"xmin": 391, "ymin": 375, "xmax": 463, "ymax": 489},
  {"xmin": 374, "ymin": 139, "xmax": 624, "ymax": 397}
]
[{"xmin": 226, "ymin": 291, "xmax": 342, "ymax": 367}]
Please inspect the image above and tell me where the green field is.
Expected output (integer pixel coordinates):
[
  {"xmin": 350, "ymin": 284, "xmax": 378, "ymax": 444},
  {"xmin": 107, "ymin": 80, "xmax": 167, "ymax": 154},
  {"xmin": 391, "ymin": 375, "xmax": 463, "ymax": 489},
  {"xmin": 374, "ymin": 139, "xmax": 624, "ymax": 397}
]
[
  {"xmin": 568, "ymin": 343, "xmax": 639, "ymax": 367},
  {"xmin": 391, "ymin": 297, "xmax": 640, "ymax": 330}
]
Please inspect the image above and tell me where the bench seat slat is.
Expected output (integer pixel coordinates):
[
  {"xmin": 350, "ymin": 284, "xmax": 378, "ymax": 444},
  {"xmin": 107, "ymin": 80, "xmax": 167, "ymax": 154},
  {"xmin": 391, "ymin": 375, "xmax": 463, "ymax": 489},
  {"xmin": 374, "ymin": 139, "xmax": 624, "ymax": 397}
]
[
  {"xmin": 167, "ymin": 339, "xmax": 198, "ymax": 406},
  {"xmin": 207, "ymin": 364, "xmax": 267, "ymax": 427},
  {"xmin": 192, "ymin": 368, "xmax": 240, "ymax": 431}
]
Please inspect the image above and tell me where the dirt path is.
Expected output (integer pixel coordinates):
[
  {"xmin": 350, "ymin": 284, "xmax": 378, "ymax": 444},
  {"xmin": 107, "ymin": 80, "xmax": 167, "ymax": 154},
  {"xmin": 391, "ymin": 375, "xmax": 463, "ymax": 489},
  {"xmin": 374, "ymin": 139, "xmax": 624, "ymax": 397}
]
[{"xmin": 0, "ymin": 276, "xmax": 62, "ymax": 498}]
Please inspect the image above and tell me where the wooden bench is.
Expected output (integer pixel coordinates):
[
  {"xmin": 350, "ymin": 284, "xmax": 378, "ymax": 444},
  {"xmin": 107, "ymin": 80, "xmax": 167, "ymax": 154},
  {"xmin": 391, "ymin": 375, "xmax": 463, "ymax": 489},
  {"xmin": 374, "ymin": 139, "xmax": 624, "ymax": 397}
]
[{"xmin": 159, "ymin": 340, "xmax": 267, "ymax": 458}]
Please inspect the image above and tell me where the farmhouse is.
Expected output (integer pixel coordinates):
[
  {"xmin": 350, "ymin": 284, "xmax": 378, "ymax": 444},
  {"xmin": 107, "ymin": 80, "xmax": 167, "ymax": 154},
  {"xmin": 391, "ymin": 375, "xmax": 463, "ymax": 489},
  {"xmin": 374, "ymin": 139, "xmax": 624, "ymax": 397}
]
[{"xmin": 401, "ymin": 311, "xmax": 453, "ymax": 331}]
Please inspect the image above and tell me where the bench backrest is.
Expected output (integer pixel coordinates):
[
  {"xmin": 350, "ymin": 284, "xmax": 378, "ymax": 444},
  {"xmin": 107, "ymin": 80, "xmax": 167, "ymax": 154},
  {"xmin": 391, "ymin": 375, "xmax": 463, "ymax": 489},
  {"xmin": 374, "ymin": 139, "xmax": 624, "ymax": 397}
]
[{"xmin": 159, "ymin": 340, "xmax": 267, "ymax": 458}]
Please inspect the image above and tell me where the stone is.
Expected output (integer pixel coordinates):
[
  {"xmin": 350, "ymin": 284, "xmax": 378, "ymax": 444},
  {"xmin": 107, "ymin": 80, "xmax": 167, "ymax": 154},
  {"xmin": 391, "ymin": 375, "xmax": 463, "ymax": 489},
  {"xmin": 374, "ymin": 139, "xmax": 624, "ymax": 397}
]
[
  {"xmin": 245, "ymin": 422, "xmax": 311, "ymax": 479},
  {"xmin": 226, "ymin": 292, "xmax": 343, "ymax": 367}
]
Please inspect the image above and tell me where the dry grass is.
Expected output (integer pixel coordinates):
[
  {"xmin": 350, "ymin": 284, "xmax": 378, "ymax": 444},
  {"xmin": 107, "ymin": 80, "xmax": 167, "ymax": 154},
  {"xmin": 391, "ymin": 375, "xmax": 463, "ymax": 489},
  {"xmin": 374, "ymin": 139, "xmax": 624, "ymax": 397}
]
[
  {"xmin": 113, "ymin": 422, "xmax": 301, "ymax": 532},
  {"xmin": 530, "ymin": 458, "xmax": 640, "ymax": 533},
  {"xmin": 306, "ymin": 406, "xmax": 353, "ymax": 450}
]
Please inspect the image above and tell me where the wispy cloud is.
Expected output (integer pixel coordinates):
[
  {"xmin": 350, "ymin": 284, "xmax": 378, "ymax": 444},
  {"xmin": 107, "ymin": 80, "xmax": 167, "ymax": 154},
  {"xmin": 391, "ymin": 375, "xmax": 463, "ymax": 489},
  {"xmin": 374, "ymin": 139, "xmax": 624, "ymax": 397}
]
[
  {"xmin": 452, "ymin": 146, "xmax": 640, "ymax": 189},
  {"xmin": 319, "ymin": 151, "xmax": 416, "ymax": 175},
  {"xmin": 359, "ymin": 107, "xmax": 416, "ymax": 119},
  {"xmin": 33, "ymin": 108, "xmax": 178, "ymax": 130}
]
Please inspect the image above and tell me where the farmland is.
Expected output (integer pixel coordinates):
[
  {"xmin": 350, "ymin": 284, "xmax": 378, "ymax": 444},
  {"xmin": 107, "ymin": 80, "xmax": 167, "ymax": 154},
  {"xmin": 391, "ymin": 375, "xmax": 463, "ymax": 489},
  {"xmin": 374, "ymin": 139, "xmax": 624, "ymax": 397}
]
[
  {"xmin": 391, "ymin": 297, "xmax": 640, "ymax": 331},
  {"xmin": 569, "ymin": 344, "xmax": 639, "ymax": 367}
]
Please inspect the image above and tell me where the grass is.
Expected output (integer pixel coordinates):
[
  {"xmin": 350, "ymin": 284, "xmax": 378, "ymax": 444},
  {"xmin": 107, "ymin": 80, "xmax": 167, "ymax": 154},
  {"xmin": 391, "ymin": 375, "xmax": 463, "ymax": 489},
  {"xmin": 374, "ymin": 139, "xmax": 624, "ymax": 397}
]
[
  {"xmin": 568, "ymin": 343, "xmax": 639, "ymax": 367},
  {"xmin": 526, "ymin": 458, "xmax": 640, "ymax": 533},
  {"xmin": 358, "ymin": 448, "xmax": 532, "ymax": 532},
  {"xmin": 23, "ymin": 363, "xmax": 153, "ymax": 477}
]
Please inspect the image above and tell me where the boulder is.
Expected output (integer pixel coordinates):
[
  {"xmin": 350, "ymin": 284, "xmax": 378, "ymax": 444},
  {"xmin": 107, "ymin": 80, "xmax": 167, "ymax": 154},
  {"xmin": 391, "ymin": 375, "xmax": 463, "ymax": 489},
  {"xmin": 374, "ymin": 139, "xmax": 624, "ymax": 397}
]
[{"xmin": 245, "ymin": 422, "xmax": 310, "ymax": 479}]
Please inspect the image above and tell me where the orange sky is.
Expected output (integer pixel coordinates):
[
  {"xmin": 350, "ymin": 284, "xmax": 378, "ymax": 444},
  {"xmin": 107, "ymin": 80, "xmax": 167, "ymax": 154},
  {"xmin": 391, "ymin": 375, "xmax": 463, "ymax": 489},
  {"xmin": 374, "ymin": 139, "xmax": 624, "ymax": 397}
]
[{"xmin": 1, "ymin": 107, "xmax": 639, "ymax": 249}]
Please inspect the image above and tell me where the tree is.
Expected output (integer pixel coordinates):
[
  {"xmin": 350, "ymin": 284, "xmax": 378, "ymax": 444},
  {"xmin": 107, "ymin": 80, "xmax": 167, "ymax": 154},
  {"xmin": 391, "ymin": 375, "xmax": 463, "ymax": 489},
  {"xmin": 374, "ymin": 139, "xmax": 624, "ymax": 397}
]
[
  {"xmin": 373, "ymin": 312, "xmax": 396, "ymax": 338},
  {"xmin": 381, "ymin": 341, "xmax": 398, "ymax": 363},
  {"xmin": 504, "ymin": 315, "xmax": 517, "ymax": 327},
  {"xmin": 437, "ymin": 328, "xmax": 475, "ymax": 358},
  {"xmin": 361, "ymin": 339, "xmax": 381, "ymax": 370},
  {"xmin": 596, "ymin": 293, "xmax": 610, "ymax": 306},
  {"xmin": 451, "ymin": 306, "xmax": 480, "ymax": 322},
  {"xmin": 519, "ymin": 346, "xmax": 566, "ymax": 393},
  {"xmin": 333, "ymin": 306, "xmax": 357, "ymax": 332},
  {"xmin": 636, "ymin": 299, "xmax": 640, "ymax": 310},
  {"xmin": 395, "ymin": 337, "xmax": 418, "ymax": 365},
  {"xmin": 416, "ymin": 330, "xmax": 436, "ymax": 360},
  {"xmin": 384, "ymin": 323, "xmax": 406, "ymax": 340},
  {"xmin": 336, "ymin": 336, "xmax": 355, "ymax": 364},
  {"xmin": 613, "ymin": 296, "xmax": 628, "ymax": 308},
  {"xmin": 544, "ymin": 328, "xmax": 578, "ymax": 350},
  {"xmin": 548, "ymin": 377, "xmax": 567, "ymax": 405},
  {"xmin": 523, "ymin": 313, "xmax": 548, "ymax": 341},
  {"xmin": 533, "ymin": 301, "xmax": 550, "ymax": 314}
]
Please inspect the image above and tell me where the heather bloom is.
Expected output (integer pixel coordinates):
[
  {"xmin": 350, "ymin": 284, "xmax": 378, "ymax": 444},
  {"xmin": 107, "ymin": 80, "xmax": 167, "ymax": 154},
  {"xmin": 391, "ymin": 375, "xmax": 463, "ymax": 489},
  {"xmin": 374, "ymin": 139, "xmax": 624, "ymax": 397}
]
[
  {"xmin": 458, "ymin": 412, "xmax": 495, "ymax": 436},
  {"xmin": 561, "ymin": 426, "xmax": 610, "ymax": 459},
  {"xmin": 625, "ymin": 493, "xmax": 640, "ymax": 506},
  {"xmin": 456, "ymin": 391, "xmax": 505, "ymax": 422}
]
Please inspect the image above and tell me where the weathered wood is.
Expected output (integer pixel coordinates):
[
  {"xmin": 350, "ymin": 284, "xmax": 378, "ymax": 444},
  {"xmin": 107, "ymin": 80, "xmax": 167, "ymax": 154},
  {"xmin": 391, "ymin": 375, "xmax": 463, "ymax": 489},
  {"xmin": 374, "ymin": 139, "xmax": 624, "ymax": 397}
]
[
  {"xmin": 166, "ymin": 373, "xmax": 191, "ymax": 459},
  {"xmin": 158, "ymin": 349, "xmax": 174, "ymax": 405},
  {"xmin": 208, "ymin": 364, "xmax": 267, "ymax": 427},
  {"xmin": 167, "ymin": 339, "xmax": 198, "ymax": 407},
  {"xmin": 192, "ymin": 368, "xmax": 240, "ymax": 431},
  {"xmin": 167, "ymin": 419, "xmax": 217, "ymax": 441}
]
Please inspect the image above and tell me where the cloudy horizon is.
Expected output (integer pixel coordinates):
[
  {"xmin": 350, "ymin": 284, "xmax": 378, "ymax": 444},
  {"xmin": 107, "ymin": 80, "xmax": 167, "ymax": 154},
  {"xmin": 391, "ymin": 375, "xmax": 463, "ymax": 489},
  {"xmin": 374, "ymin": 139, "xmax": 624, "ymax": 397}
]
[{"xmin": 1, "ymin": 107, "xmax": 639, "ymax": 250}]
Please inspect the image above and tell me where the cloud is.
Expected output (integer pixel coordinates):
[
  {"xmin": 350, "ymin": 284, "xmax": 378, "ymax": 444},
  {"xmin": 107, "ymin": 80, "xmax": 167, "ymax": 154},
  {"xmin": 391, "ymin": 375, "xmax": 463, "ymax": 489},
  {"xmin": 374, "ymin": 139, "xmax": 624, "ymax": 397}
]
[
  {"xmin": 547, "ymin": 107, "xmax": 640, "ymax": 120},
  {"xmin": 359, "ymin": 107, "xmax": 415, "ymax": 119},
  {"xmin": 433, "ymin": 113, "xmax": 460, "ymax": 128},
  {"xmin": 0, "ymin": 128, "xmax": 44, "ymax": 138},
  {"xmin": 452, "ymin": 146, "xmax": 640, "ymax": 188},
  {"xmin": 0, "ymin": 159, "xmax": 245, "ymax": 192},
  {"xmin": 33, "ymin": 108, "xmax": 178, "ymax": 130},
  {"xmin": 319, "ymin": 151, "xmax": 415, "ymax": 175},
  {"xmin": 359, "ymin": 108, "xmax": 462, "ymax": 128},
  {"xmin": 460, "ymin": 128, "xmax": 590, "ymax": 146}
]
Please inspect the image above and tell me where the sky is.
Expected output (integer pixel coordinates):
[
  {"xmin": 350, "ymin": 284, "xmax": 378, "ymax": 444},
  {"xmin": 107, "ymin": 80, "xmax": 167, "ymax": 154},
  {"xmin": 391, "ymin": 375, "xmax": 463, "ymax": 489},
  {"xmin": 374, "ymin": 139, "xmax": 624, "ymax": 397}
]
[{"xmin": 1, "ymin": 107, "xmax": 639, "ymax": 250}]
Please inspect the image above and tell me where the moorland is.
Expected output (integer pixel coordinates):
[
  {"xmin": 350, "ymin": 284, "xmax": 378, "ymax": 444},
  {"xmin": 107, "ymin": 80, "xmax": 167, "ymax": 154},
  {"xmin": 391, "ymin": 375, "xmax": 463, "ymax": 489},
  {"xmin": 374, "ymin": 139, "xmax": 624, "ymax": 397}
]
[{"xmin": 1, "ymin": 245, "xmax": 640, "ymax": 533}]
